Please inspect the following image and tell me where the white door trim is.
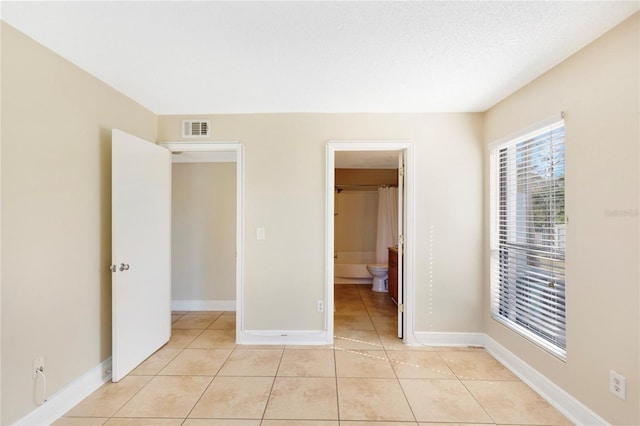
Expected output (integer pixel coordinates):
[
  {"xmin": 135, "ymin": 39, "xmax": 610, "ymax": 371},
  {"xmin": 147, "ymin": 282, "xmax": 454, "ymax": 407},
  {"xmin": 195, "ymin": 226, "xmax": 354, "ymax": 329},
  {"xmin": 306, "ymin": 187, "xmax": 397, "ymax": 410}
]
[
  {"xmin": 159, "ymin": 141, "xmax": 245, "ymax": 341},
  {"xmin": 326, "ymin": 140, "xmax": 417, "ymax": 345}
]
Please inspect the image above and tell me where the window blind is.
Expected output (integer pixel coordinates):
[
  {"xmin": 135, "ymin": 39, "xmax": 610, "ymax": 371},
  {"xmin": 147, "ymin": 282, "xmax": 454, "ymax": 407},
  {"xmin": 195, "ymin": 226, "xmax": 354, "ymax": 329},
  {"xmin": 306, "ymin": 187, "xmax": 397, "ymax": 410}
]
[{"xmin": 490, "ymin": 117, "xmax": 566, "ymax": 359}]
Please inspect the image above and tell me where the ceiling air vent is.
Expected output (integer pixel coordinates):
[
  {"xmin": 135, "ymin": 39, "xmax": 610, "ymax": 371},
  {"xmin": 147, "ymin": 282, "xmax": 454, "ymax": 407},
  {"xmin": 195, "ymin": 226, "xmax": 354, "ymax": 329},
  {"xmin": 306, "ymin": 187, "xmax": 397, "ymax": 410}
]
[{"xmin": 182, "ymin": 120, "xmax": 210, "ymax": 138}]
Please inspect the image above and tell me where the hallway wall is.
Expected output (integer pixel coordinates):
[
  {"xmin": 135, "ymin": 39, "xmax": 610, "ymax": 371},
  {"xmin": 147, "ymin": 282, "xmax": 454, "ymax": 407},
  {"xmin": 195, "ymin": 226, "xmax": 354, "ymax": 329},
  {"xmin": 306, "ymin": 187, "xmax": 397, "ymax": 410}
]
[
  {"xmin": 158, "ymin": 113, "xmax": 484, "ymax": 333},
  {"xmin": 172, "ymin": 162, "xmax": 237, "ymax": 303}
]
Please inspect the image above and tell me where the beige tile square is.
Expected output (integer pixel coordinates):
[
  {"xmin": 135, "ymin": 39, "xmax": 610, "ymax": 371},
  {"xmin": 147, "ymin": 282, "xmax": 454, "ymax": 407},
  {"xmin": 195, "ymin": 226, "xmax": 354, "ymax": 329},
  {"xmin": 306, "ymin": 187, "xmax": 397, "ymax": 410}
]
[
  {"xmin": 417, "ymin": 424, "xmax": 494, "ymax": 426},
  {"xmin": 189, "ymin": 376, "xmax": 274, "ymax": 419},
  {"xmin": 115, "ymin": 376, "xmax": 211, "ymax": 418},
  {"xmin": 164, "ymin": 329, "xmax": 203, "ymax": 349},
  {"xmin": 218, "ymin": 348, "xmax": 283, "ymax": 376},
  {"xmin": 335, "ymin": 349, "xmax": 395, "ymax": 378},
  {"xmin": 159, "ymin": 348, "xmax": 232, "ymax": 375},
  {"xmin": 464, "ymin": 380, "xmax": 571, "ymax": 425},
  {"xmin": 399, "ymin": 378, "xmax": 493, "ymax": 423},
  {"xmin": 188, "ymin": 329, "xmax": 237, "ymax": 348},
  {"xmin": 277, "ymin": 349, "xmax": 335, "ymax": 377},
  {"xmin": 236, "ymin": 344, "xmax": 286, "ymax": 350},
  {"xmin": 334, "ymin": 297, "xmax": 361, "ymax": 304},
  {"xmin": 261, "ymin": 421, "xmax": 339, "ymax": 426},
  {"xmin": 183, "ymin": 420, "xmax": 260, "ymax": 426},
  {"xmin": 172, "ymin": 313, "xmax": 222, "ymax": 329},
  {"xmin": 104, "ymin": 419, "xmax": 183, "ymax": 425},
  {"xmin": 334, "ymin": 302, "xmax": 368, "ymax": 316},
  {"xmin": 333, "ymin": 330, "xmax": 383, "ymax": 350},
  {"xmin": 53, "ymin": 418, "xmax": 108, "ymax": 425},
  {"xmin": 334, "ymin": 285, "xmax": 361, "ymax": 295},
  {"xmin": 334, "ymin": 308, "xmax": 369, "ymax": 317},
  {"xmin": 129, "ymin": 347, "xmax": 182, "ymax": 375},
  {"xmin": 365, "ymin": 304, "xmax": 398, "ymax": 316},
  {"xmin": 284, "ymin": 344, "xmax": 334, "ymax": 350},
  {"xmin": 370, "ymin": 315, "xmax": 397, "ymax": 331},
  {"xmin": 440, "ymin": 351, "xmax": 517, "ymax": 380},
  {"xmin": 387, "ymin": 351, "xmax": 456, "ymax": 379},
  {"xmin": 64, "ymin": 376, "xmax": 152, "ymax": 417},
  {"xmin": 337, "ymin": 378, "xmax": 415, "ymax": 422},
  {"xmin": 361, "ymin": 294, "xmax": 395, "ymax": 306},
  {"xmin": 378, "ymin": 333, "xmax": 414, "ymax": 351},
  {"xmin": 264, "ymin": 377, "xmax": 338, "ymax": 420},
  {"xmin": 207, "ymin": 314, "xmax": 236, "ymax": 330},
  {"xmin": 342, "ymin": 423, "xmax": 417, "ymax": 426},
  {"xmin": 334, "ymin": 315, "xmax": 375, "ymax": 331}
]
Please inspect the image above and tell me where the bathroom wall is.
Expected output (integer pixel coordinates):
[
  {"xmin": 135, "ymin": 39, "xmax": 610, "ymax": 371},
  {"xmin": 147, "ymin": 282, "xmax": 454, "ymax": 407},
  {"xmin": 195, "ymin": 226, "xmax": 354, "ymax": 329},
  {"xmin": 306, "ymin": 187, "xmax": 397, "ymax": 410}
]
[
  {"xmin": 334, "ymin": 168, "xmax": 398, "ymax": 257},
  {"xmin": 171, "ymin": 162, "xmax": 236, "ymax": 303},
  {"xmin": 335, "ymin": 190, "xmax": 377, "ymax": 254}
]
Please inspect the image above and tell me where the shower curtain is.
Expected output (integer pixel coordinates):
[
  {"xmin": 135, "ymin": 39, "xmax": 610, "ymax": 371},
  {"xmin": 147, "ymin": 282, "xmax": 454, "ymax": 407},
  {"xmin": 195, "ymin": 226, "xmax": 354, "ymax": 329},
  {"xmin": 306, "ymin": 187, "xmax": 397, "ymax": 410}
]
[{"xmin": 376, "ymin": 186, "xmax": 398, "ymax": 263}]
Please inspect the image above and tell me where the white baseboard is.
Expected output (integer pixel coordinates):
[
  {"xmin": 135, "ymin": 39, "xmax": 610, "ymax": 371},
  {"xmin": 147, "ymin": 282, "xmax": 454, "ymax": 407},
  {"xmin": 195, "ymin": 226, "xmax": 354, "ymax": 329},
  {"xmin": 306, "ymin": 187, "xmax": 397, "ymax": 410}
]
[
  {"xmin": 414, "ymin": 331, "xmax": 485, "ymax": 347},
  {"xmin": 483, "ymin": 336, "xmax": 607, "ymax": 426},
  {"xmin": 237, "ymin": 330, "xmax": 331, "ymax": 345},
  {"xmin": 171, "ymin": 300, "xmax": 236, "ymax": 311},
  {"xmin": 15, "ymin": 357, "xmax": 112, "ymax": 426}
]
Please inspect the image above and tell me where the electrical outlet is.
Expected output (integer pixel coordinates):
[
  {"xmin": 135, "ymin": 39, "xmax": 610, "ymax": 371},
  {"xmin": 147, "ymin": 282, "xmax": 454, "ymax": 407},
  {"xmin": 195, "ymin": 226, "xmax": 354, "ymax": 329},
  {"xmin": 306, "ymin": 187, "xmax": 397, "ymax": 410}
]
[
  {"xmin": 317, "ymin": 300, "xmax": 324, "ymax": 312},
  {"xmin": 32, "ymin": 357, "xmax": 45, "ymax": 378},
  {"xmin": 610, "ymin": 370, "xmax": 626, "ymax": 400}
]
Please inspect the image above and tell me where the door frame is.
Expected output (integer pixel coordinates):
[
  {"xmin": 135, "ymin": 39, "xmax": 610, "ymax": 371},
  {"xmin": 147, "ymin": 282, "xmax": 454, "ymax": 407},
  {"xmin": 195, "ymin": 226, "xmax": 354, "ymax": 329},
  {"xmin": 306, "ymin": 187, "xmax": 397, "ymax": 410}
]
[
  {"xmin": 159, "ymin": 141, "xmax": 245, "ymax": 340},
  {"xmin": 326, "ymin": 140, "xmax": 417, "ymax": 345}
]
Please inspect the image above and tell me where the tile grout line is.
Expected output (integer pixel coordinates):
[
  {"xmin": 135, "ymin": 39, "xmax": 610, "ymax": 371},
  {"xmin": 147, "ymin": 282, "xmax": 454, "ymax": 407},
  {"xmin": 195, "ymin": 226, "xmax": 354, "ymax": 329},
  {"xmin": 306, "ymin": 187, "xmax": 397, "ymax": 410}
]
[
  {"xmin": 102, "ymin": 325, "xmax": 201, "ymax": 423},
  {"xmin": 259, "ymin": 345, "xmax": 285, "ymax": 421},
  {"xmin": 375, "ymin": 288, "xmax": 420, "ymax": 424},
  {"xmin": 439, "ymin": 349, "xmax": 500, "ymax": 425},
  {"xmin": 180, "ymin": 325, "xmax": 232, "ymax": 423}
]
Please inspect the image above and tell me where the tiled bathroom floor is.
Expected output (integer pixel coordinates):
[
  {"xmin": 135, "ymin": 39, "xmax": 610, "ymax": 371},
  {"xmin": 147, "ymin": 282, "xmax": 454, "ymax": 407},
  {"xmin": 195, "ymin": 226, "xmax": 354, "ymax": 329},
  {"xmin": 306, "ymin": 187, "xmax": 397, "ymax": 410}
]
[{"xmin": 54, "ymin": 285, "xmax": 572, "ymax": 425}]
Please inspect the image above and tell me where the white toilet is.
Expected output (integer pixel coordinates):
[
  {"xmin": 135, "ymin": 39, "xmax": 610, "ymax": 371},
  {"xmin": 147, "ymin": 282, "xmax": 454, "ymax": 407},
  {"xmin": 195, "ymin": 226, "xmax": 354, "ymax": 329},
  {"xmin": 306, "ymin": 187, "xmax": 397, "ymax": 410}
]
[{"xmin": 366, "ymin": 263, "xmax": 389, "ymax": 292}]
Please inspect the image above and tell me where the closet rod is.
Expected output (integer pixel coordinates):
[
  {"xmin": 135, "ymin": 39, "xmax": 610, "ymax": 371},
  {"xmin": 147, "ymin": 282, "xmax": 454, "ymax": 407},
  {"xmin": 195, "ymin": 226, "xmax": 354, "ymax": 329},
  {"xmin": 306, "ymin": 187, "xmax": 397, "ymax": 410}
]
[{"xmin": 334, "ymin": 184, "xmax": 397, "ymax": 193}]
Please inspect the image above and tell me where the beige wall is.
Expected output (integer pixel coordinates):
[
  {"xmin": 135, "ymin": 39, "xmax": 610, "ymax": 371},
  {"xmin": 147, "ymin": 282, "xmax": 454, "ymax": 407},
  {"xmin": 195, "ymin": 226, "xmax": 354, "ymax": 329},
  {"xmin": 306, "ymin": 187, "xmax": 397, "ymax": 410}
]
[
  {"xmin": 158, "ymin": 113, "xmax": 484, "ymax": 332},
  {"xmin": 483, "ymin": 13, "xmax": 639, "ymax": 425},
  {"xmin": 1, "ymin": 23, "xmax": 157, "ymax": 424},
  {"xmin": 172, "ymin": 162, "xmax": 236, "ymax": 301}
]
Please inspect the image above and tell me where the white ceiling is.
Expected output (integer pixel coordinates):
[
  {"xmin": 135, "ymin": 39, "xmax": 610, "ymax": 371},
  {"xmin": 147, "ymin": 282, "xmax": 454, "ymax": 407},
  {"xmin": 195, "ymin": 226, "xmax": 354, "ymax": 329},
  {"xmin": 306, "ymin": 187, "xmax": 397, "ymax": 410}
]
[{"xmin": 1, "ymin": 1, "xmax": 638, "ymax": 115}]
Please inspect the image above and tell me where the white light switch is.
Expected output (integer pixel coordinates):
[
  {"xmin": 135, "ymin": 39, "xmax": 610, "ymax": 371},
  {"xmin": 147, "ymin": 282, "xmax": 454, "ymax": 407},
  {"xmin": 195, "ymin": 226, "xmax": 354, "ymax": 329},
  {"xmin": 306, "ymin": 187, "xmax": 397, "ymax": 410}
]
[{"xmin": 257, "ymin": 227, "xmax": 266, "ymax": 240}]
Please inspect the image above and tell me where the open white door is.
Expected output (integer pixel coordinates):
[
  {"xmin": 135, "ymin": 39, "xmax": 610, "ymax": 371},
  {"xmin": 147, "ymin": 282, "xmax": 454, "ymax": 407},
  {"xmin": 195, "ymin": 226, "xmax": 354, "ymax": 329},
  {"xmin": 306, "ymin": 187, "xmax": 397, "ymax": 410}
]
[
  {"xmin": 111, "ymin": 129, "xmax": 171, "ymax": 382},
  {"xmin": 397, "ymin": 151, "xmax": 404, "ymax": 339}
]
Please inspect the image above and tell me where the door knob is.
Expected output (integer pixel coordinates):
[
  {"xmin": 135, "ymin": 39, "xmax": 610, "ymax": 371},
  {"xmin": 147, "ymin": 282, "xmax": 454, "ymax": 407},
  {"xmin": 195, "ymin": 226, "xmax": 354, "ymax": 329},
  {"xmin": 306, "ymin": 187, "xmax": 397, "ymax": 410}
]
[{"xmin": 119, "ymin": 263, "xmax": 130, "ymax": 271}]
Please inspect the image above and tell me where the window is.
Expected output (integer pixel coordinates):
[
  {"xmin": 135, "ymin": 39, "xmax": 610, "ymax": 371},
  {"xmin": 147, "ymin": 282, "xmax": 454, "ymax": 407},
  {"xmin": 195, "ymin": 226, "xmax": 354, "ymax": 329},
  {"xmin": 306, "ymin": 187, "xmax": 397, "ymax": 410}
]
[{"xmin": 489, "ymin": 113, "xmax": 566, "ymax": 359}]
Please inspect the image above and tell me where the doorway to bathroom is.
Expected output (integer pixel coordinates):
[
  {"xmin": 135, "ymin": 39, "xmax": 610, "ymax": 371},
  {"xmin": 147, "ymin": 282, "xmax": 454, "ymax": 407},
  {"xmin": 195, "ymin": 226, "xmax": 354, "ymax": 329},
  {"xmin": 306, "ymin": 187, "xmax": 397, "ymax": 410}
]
[{"xmin": 325, "ymin": 141, "xmax": 415, "ymax": 345}]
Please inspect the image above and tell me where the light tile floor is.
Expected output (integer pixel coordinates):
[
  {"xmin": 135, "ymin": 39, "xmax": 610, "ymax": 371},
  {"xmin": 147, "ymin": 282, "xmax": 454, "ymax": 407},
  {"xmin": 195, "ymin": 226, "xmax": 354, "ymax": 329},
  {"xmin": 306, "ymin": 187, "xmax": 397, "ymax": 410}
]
[{"xmin": 54, "ymin": 285, "xmax": 572, "ymax": 426}]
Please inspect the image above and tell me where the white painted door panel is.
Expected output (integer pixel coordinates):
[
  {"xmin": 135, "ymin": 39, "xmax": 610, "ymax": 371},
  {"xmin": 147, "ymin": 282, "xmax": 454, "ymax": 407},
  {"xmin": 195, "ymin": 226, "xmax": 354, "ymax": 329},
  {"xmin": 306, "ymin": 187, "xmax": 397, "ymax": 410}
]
[
  {"xmin": 112, "ymin": 129, "xmax": 171, "ymax": 382},
  {"xmin": 397, "ymin": 151, "xmax": 404, "ymax": 339}
]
